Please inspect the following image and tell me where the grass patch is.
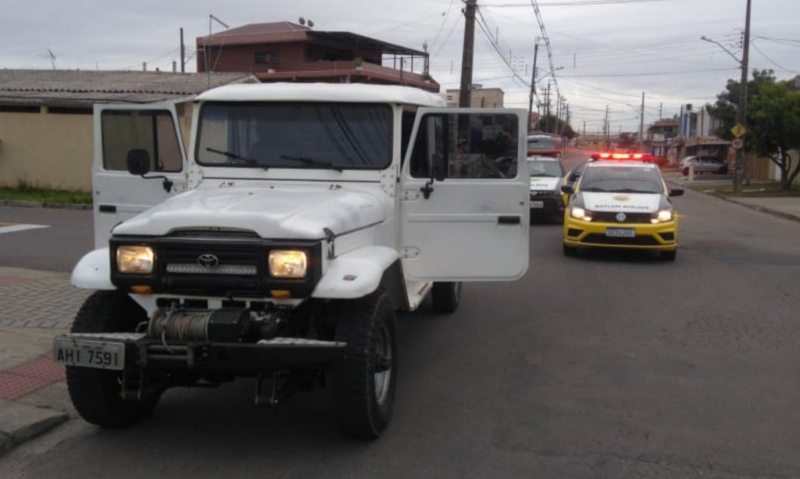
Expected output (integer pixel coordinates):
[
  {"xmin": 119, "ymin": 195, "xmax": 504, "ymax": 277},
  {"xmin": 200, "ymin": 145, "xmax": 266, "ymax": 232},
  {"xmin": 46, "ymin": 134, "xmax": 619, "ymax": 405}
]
[
  {"xmin": 0, "ymin": 182, "xmax": 92, "ymax": 204},
  {"xmin": 686, "ymin": 181, "xmax": 800, "ymax": 197}
]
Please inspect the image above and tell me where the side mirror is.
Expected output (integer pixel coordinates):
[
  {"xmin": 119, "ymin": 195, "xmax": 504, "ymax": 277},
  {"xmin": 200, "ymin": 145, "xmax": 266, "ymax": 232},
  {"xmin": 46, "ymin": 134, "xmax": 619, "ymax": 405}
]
[
  {"xmin": 127, "ymin": 149, "xmax": 151, "ymax": 176},
  {"xmin": 561, "ymin": 185, "xmax": 574, "ymax": 195},
  {"xmin": 568, "ymin": 173, "xmax": 579, "ymax": 183},
  {"xmin": 432, "ymin": 153, "xmax": 446, "ymax": 182},
  {"xmin": 669, "ymin": 187, "xmax": 684, "ymax": 197}
]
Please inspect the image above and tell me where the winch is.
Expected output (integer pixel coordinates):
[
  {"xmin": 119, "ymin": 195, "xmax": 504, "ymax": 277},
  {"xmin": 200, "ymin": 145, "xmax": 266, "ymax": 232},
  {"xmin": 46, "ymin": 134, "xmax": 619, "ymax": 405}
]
[{"xmin": 147, "ymin": 308, "xmax": 285, "ymax": 343}]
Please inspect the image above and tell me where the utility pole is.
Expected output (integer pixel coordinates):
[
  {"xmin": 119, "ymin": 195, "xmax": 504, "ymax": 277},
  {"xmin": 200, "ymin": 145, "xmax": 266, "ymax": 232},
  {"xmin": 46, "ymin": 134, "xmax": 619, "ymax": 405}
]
[
  {"xmin": 659, "ymin": 102, "xmax": 663, "ymax": 120},
  {"xmin": 734, "ymin": 0, "xmax": 752, "ymax": 193},
  {"xmin": 180, "ymin": 28, "xmax": 186, "ymax": 73},
  {"xmin": 555, "ymin": 94, "xmax": 561, "ymax": 135},
  {"xmin": 545, "ymin": 83, "xmax": 551, "ymax": 132},
  {"xmin": 458, "ymin": 0, "xmax": 478, "ymax": 108},
  {"xmin": 528, "ymin": 38, "xmax": 540, "ymax": 133},
  {"xmin": 639, "ymin": 91, "xmax": 645, "ymax": 151},
  {"xmin": 604, "ymin": 105, "xmax": 609, "ymax": 149}
]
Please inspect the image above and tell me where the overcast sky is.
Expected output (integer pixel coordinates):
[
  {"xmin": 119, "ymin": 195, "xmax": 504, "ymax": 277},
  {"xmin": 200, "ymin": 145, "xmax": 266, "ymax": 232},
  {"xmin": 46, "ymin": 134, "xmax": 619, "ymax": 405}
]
[{"xmin": 2, "ymin": 0, "xmax": 798, "ymax": 131}]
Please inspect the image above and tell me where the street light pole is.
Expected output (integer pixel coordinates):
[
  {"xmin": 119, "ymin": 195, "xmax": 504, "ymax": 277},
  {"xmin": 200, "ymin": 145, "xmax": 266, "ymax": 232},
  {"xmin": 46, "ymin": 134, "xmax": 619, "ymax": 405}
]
[
  {"xmin": 528, "ymin": 38, "xmax": 539, "ymax": 133},
  {"xmin": 458, "ymin": 0, "xmax": 478, "ymax": 108}
]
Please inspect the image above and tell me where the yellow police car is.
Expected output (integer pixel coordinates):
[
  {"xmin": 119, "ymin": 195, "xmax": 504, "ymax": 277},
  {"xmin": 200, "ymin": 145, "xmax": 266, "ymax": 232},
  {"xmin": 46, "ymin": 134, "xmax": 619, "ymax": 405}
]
[{"xmin": 561, "ymin": 156, "xmax": 683, "ymax": 261}]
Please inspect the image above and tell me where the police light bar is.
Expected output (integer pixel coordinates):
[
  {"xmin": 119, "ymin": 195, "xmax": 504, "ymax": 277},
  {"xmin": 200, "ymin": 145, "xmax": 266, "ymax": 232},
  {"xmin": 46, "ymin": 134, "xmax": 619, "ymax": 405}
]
[{"xmin": 591, "ymin": 152, "xmax": 644, "ymax": 160}]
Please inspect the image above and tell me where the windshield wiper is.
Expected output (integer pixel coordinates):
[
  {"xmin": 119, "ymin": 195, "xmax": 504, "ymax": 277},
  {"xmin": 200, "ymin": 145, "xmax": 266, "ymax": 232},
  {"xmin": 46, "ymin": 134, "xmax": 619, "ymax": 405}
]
[
  {"xmin": 205, "ymin": 148, "xmax": 266, "ymax": 169},
  {"xmin": 580, "ymin": 187, "xmax": 608, "ymax": 192},
  {"xmin": 280, "ymin": 154, "xmax": 343, "ymax": 172},
  {"xmin": 531, "ymin": 174, "xmax": 558, "ymax": 177}
]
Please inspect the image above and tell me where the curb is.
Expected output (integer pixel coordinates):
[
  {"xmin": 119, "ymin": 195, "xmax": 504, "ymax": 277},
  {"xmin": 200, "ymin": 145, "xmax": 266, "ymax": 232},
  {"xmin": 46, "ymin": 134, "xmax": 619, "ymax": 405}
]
[
  {"xmin": 709, "ymin": 193, "xmax": 800, "ymax": 223},
  {"xmin": 0, "ymin": 399, "xmax": 68, "ymax": 457},
  {"xmin": 0, "ymin": 200, "xmax": 92, "ymax": 210}
]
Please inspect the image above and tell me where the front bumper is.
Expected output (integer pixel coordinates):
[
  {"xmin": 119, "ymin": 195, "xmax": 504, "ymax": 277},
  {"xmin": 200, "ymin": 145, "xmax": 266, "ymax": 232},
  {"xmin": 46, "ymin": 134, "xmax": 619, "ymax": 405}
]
[
  {"xmin": 530, "ymin": 193, "xmax": 565, "ymax": 215},
  {"xmin": 53, "ymin": 333, "xmax": 346, "ymax": 374},
  {"xmin": 563, "ymin": 217, "xmax": 678, "ymax": 250}
]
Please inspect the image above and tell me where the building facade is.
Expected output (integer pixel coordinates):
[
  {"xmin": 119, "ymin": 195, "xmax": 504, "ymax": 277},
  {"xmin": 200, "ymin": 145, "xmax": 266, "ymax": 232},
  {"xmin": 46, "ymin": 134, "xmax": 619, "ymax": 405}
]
[
  {"xmin": 197, "ymin": 22, "xmax": 439, "ymax": 93},
  {"xmin": 442, "ymin": 86, "xmax": 504, "ymax": 108},
  {"xmin": 0, "ymin": 70, "xmax": 255, "ymax": 191}
]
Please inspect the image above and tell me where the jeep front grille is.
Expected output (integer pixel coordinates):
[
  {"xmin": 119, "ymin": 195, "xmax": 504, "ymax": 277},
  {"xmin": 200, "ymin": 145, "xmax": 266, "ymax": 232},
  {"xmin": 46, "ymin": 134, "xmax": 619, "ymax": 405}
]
[{"xmin": 165, "ymin": 264, "xmax": 258, "ymax": 276}]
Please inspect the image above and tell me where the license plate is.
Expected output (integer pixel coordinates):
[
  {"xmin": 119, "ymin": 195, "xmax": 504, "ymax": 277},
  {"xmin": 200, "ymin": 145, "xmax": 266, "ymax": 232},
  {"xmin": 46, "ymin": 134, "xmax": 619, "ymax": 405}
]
[
  {"xmin": 606, "ymin": 227, "xmax": 636, "ymax": 238},
  {"xmin": 531, "ymin": 201, "xmax": 544, "ymax": 209},
  {"xmin": 53, "ymin": 338, "xmax": 125, "ymax": 370}
]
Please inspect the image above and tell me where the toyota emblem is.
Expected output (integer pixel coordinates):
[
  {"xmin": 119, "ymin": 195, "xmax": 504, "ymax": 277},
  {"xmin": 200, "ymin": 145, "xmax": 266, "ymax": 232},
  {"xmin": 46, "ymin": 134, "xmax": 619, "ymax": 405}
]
[
  {"xmin": 197, "ymin": 254, "xmax": 219, "ymax": 269},
  {"xmin": 616, "ymin": 212, "xmax": 627, "ymax": 223}
]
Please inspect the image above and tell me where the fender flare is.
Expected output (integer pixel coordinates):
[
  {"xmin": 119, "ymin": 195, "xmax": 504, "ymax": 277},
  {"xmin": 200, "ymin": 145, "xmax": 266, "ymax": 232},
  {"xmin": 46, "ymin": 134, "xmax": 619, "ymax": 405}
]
[
  {"xmin": 312, "ymin": 246, "xmax": 402, "ymax": 301},
  {"xmin": 71, "ymin": 248, "xmax": 115, "ymax": 290}
]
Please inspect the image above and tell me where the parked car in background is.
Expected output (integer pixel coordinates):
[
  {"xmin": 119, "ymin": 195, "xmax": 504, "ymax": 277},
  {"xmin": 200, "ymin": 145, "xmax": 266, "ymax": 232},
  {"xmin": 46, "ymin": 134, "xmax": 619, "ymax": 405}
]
[{"xmin": 680, "ymin": 156, "xmax": 728, "ymax": 175}]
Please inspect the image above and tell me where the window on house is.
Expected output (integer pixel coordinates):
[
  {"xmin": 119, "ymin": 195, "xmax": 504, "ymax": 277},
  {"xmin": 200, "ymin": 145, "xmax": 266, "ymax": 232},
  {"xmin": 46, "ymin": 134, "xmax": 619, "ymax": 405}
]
[{"xmin": 254, "ymin": 51, "xmax": 279, "ymax": 65}]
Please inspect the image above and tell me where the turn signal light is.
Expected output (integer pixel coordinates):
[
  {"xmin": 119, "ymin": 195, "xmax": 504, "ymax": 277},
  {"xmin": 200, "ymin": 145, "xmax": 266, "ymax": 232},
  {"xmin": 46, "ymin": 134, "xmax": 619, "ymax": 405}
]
[
  {"xmin": 130, "ymin": 285, "xmax": 153, "ymax": 294},
  {"xmin": 270, "ymin": 290, "xmax": 292, "ymax": 299}
]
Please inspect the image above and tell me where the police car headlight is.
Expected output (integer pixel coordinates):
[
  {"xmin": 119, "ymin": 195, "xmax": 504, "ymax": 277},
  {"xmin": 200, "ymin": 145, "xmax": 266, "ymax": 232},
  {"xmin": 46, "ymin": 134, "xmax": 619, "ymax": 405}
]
[
  {"xmin": 269, "ymin": 250, "xmax": 308, "ymax": 278},
  {"xmin": 571, "ymin": 207, "xmax": 592, "ymax": 221},
  {"xmin": 652, "ymin": 209, "xmax": 673, "ymax": 223},
  {"xmin": 116, "ymin": 246, "xmax": 155, "ymax": 274}
]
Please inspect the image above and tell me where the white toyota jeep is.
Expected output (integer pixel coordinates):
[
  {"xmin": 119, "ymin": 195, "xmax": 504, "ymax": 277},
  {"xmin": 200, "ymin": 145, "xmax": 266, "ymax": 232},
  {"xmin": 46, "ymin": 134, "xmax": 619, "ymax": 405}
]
[{"xmin": 54, "ymin": 83, "xmax": 529, "ymax": 438}]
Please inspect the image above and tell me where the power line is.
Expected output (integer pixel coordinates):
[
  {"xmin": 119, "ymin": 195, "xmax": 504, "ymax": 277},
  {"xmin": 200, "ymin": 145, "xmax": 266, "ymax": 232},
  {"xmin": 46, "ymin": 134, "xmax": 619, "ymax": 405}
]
[
  {"xmin": 751, "ymin": 41, "xmax": 800, "ymax": 74},
  {"xmin": 560, "ymin": 67, "xmax": 737, "ymax": 78},
  {"xmin": 529, "ymin": 0, "xmax": 560, "ymax": 101},
  {"xmin": 488, "ymin": 0, "xmax": 669, "ymax": 6}
]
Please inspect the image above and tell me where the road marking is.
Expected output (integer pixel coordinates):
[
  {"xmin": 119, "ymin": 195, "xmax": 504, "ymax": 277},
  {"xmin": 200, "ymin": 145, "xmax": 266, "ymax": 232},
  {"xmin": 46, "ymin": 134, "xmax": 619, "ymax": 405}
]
[{"xmin": 0, "ymin": 224, "xmax": 49, "ymax": 235}]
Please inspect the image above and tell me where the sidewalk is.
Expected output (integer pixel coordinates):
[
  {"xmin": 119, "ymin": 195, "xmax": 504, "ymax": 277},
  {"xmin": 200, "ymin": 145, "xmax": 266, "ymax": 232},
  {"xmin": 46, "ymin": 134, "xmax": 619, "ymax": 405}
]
[
  {"xmin": 663, "ymin": 172, "xmax": 800, "ymax": 222},
  {"xmin": 0, "ymin": 267, "xmax": 89, "ymax": 456}
]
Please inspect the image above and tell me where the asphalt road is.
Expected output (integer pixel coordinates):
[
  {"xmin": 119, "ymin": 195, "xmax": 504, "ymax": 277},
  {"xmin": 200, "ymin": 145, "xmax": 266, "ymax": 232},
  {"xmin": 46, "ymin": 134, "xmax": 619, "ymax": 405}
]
[
  {"xmin": 2, "ymin": 152, "xmax": 800, "ymax": 478},
  {"xmin": 0, "ymin": 206, "xmax": 92, "ymax": 273}
]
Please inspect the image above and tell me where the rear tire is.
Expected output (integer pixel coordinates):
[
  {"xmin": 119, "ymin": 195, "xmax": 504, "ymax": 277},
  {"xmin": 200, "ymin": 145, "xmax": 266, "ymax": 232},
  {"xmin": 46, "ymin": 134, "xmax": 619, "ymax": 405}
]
[
  {"xmin": 563, "ymin": 244, "xmax": 578, "ymax": 257},
  {"xmin": 431, "ymin": 282, "xmax": 461, "ymax": 314},
  {"xmin": 66, "ymin": 291, "xmax": 161, "ymax": 428},
  {"xmin": 660, "ymin": 249, "xmax": 677, "ymax": 262},
  {"xmin": 330, "ymin": 290, "xmax": 398, "ymax": 439}
]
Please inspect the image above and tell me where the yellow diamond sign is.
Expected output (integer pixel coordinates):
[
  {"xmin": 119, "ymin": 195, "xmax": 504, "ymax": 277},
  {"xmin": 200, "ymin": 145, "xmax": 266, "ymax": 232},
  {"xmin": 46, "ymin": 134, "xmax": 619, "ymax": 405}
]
[{"xmin": 731, "ymin": 123, "xmax": 747, "ymax": 138}]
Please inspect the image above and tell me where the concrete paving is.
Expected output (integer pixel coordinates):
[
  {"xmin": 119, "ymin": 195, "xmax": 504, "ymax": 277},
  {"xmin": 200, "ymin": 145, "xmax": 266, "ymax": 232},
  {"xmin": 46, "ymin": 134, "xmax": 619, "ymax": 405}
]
[{"xmin": 726, "ymin": 196, "xmax": 800, "ymax": 221}]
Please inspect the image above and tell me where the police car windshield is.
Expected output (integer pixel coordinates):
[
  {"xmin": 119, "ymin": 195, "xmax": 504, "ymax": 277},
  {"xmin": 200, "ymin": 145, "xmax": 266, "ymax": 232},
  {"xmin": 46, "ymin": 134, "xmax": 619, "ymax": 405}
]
[
  {"xmin": 528, "ymin": 161, "xmax": 563, "ymax": 177},
  {"xmin": 580, "ymin": 166, "xmax": 663, "ymax": 194},
  {"xmin": 196, "ymin": 102, "xmax": 392, "ymax": 170}
]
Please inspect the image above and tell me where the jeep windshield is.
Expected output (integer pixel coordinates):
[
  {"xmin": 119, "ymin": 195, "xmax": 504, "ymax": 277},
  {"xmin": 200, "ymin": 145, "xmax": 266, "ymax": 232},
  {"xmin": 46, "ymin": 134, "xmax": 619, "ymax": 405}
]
[
  {"xmin": 196, "ymin": 102, "xmax": 392, "ymax": 170},
  {"xmin": 580, "ymin": 166, "xmax": 664, "ymax": 194}
]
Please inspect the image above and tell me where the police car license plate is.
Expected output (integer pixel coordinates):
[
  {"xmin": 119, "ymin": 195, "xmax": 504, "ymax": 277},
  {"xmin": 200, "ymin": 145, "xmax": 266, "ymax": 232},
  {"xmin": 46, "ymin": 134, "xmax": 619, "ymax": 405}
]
[
  {"xmin": 606, "ymin": 227, "xmax": 635, "ymax": 238},
  {"xmin": 53, "ymin": 338, "xmax": 125, "ymax": 370},
  {"xmin": 531, "ymin": 201, "xmax": 544, "ymax": 209}
]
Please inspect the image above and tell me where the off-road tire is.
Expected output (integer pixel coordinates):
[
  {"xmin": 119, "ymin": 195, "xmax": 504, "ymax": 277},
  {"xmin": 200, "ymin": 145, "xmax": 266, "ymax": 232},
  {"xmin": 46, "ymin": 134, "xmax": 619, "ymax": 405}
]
[
  {"xmin": 563, "ymin": 244, "xmax": 578, "ymax": 257},
  {"xmin": 660, "ymin": 249, "xmax": 677, "ymax": 262},
  {"xmin": 330, "ymin": 290, "xmax": 398, "ymax": 439},
  {"xmin": 431, "ymin": 282, "xmax": 461, "ymax": 314},
  {"xmin": 66, "ymin": 291, "xmax": 161, "ymax": 428}
]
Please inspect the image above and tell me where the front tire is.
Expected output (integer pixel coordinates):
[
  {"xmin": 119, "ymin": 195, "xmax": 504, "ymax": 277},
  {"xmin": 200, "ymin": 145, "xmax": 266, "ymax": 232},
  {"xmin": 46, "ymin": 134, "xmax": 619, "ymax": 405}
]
[
  {"xmin": 431, "ymin": 282, "xmax": 461, "ymax": 314},
  {"xmin": 330, "ymin": 290, "xmax": 398, "ymax": 439},
  {"xmin": 66, "ymin": 291, "xmax": 161, "ymax": 428}
]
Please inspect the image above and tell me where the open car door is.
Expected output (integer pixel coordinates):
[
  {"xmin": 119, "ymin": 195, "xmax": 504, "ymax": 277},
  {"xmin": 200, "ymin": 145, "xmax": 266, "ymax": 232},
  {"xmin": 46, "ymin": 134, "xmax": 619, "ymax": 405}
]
[
  {"xmin": 400, "ymin": 108, "xmax": 529, "ymax": 281},
  {"xmin": 92, "ymin": 104, "xmax": 188, "ymax": 248}
]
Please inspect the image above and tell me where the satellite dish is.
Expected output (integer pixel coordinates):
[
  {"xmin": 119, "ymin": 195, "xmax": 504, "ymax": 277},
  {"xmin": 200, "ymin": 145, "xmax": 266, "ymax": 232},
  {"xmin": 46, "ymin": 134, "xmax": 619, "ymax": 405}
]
[
  {"xmin": 308, "ymin": 20, "xmax": 314, "ymax": 28},
  {"xmin": 298, "ymin": 17, "xmax": 306, "ymax": 25}
]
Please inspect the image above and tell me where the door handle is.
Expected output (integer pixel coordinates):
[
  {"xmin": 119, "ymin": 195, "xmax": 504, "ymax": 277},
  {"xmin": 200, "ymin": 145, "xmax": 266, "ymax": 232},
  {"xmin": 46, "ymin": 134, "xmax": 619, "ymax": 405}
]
[
  {"xmin": 497, "ymin": 215, "xmax": 521, "ymax": 225},
  {"xmin": 99, "ymin": 204, "xmax": 117, "ymax": 213}
]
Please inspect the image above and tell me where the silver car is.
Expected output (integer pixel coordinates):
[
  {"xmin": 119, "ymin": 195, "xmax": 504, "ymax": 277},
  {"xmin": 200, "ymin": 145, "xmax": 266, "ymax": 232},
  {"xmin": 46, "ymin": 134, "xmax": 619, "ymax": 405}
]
[{"xmin": 681, "ymin": 156, "xmax": 728, "ymax": 175}]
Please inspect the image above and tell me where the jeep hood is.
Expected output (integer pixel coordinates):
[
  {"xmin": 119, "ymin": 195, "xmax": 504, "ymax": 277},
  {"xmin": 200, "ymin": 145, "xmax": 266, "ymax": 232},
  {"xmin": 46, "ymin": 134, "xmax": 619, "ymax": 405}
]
[
  {"xmin": 112, "ymin": 185, "xmax": 385, "ymax": 239},
  {"xmin": 582, "ymin": 192, "xmax": 662, "ymax": 213}
]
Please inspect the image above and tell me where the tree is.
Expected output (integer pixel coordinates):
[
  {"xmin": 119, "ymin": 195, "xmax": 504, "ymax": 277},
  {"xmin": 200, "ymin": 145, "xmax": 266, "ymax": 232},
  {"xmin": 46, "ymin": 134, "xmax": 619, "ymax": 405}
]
[
  {"xmin": 748, "ymin": 81, "xmax": 800, "ymax": 189},
  {"xmin": 618, "ymin": 132, "xmax": 636, "ymax": 149},
  {"xmin": 706, "ymin": 69, "xmax": 776, "ymax": 142},
  {"xmin": 535, "ymin": 114, "xmax": 576, "ymax": 139}
]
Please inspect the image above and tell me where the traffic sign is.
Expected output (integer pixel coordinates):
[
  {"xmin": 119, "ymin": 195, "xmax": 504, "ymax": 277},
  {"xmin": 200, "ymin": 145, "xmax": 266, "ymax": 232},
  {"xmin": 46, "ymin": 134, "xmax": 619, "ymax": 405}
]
[
  {"xmin": 731, "ymin": 123, "xmax": 747, "ymax": 138},
  {"xmin": 731, "ymin": 138, "xmax": 744, "ymax": 150}
]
